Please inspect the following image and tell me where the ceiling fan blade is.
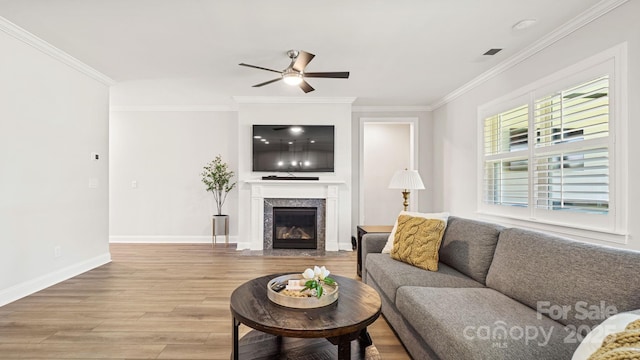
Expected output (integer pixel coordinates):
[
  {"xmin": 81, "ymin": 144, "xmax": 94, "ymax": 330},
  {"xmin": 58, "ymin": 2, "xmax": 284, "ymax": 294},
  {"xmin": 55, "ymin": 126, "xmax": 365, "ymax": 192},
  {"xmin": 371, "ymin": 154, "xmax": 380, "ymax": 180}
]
[
  {"xmin": 299, "ymin": 80, "xmax": 315, "ymax": 93},
  {"xmin": 252, "ymin": 78, "xmax": 282, "ymax": 87},
  {"xmin": 303, "ymin": 72, "xmax": 350, "ymax": 79},
  {"xmin": 239, "ymin": 63, "xmax": 282, "ymax": 74},
  {"xmin": 292, "ymin": 51, "xmax": 315, "ymax": 72}
]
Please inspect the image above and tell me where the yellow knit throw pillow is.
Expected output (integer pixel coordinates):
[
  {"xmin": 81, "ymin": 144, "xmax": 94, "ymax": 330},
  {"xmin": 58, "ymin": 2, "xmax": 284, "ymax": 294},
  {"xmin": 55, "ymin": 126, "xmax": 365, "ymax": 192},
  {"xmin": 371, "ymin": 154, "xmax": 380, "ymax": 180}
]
[{"xmin": 390, "ymin": 215, "xmax": 446, "ymax": 271}]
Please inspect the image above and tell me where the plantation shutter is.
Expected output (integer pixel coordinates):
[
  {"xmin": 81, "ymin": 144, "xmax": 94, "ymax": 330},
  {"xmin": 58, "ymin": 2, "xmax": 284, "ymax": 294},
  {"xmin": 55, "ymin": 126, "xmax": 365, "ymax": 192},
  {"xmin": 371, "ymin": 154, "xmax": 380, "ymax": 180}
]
[
  {"xmin": 482, "ymin": 104, "xmax": 529, "ymax": 207},
  {"xmin": 532, "ymin": 76, "xmax": 610, "ymax": 214}
]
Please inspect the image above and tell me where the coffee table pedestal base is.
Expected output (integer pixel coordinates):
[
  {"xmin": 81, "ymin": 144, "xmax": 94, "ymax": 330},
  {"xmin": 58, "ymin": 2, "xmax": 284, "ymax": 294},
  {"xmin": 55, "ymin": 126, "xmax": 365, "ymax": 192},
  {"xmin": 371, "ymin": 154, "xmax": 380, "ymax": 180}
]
[{"xmin": 233, "ymin": 330, "xmax": 378, "ymax": 360}]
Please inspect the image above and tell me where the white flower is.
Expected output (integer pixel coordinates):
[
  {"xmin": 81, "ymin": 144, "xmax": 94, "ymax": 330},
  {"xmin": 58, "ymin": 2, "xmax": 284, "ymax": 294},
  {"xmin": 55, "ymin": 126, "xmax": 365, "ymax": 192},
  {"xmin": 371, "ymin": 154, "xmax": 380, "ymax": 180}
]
[
  {"xmin": 318, "ymin": 266, "xmax": 330, "ymax": 280},
  {"xmin": 302, "ymin": 268, "xmax": 315, "ymax": 280},
  {"xmin": 299, "ymin": 266, "xmax": 334, "ymax": 299}
]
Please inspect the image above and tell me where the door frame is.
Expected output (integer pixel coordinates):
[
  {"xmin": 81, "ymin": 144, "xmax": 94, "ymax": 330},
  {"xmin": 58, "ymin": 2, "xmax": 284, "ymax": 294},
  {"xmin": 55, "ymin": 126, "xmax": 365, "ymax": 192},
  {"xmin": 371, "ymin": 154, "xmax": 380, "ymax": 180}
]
[{"xmin": 359, "ymin": 117, "xmax": 419, "ymax": 225}]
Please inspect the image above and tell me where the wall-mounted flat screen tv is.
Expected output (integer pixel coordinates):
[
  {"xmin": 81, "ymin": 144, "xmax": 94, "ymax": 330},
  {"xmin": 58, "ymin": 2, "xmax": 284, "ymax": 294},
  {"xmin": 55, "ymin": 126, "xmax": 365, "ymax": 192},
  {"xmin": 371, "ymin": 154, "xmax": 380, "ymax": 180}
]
[{"xmin": 252, "ymin": 125, "xmax": 335, "ymax": 172}]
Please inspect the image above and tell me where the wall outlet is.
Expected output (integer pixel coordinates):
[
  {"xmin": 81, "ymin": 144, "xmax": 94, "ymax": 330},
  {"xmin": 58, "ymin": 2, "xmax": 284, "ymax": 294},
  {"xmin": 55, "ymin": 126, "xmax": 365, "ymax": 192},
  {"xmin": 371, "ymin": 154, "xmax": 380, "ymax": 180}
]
[
  {"xmin": 131, "ymin": 180, "xmax": 138, "ymax": 189},
  {"xmin": 90, "ymin": 152, "xmax": 100, "ymax": 161},
  {"xmin": 54, "ymin": 246, "xmax": 61, "ymax": 258}
]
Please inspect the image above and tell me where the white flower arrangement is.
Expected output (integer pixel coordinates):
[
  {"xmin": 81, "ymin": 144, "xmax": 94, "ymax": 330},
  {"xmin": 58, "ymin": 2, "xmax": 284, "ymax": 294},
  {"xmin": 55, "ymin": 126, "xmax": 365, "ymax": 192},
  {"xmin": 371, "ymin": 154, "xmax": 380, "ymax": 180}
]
[{"xmin": 301, "ymin": 266, "xmax": 336, "ymax": 298}]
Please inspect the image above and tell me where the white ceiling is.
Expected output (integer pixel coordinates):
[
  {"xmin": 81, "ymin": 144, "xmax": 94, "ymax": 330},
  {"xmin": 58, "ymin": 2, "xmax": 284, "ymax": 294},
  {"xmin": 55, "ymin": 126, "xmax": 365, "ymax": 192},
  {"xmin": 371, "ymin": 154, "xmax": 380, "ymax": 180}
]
[{"xmin": 0, "ymin": 0, "xmax": 604, "ymax": 106}]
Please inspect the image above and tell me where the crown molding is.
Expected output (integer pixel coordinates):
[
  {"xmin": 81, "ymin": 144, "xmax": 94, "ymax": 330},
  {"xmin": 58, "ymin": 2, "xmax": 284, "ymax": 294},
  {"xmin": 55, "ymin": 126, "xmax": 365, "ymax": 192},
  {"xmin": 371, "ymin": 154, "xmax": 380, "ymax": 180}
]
[
  {"xmin": 430, "ymin": 0, "xmax": 628, "ymax": 110},
  {"xmin": 0, "ymin": 16, "xmax": 115, "ymax": 86},
  {"xmin": 110, "ymin": 105, "xmax": 234, "ymax": 112},
  {"xmin": 233, "ymin": 96, "xmax": 357, "ymax": 104},
  {"xmin": 352, "ymin": 105, "xmax": 432, "ymax": 112},
  {"xmin": 112, "ymin": 102, "xmax": 432, "ymax": 113}
]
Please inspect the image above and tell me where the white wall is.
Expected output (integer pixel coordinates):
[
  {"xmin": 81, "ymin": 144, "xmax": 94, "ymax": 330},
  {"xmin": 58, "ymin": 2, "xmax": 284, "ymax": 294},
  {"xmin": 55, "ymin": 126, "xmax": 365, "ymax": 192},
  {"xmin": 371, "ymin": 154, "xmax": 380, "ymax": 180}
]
[
  {"xmin": 236, "ymin": 99, "xmax": 353, "ymax": 250},
  {"xmin": 109, "ymin": 110, "xmax": 237, "ymax": 242},
  {"xmin": 107, "ymin": 103, "xmax": 434, "ymax": 245},
  {"xmin": 0, "ymin": 29, "xmax": 110, "ymax": 305},
  {"xmin": 432, "ymin": 1, "xmax": 640, "ymax": 250}
]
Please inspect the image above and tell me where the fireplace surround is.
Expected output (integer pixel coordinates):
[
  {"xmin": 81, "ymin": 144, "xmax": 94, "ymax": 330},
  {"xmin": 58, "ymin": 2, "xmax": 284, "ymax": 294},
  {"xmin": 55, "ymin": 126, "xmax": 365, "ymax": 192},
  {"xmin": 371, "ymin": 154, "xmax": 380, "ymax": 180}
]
[
  {"xmin": 264, "ymin": 199, "xmax": 325, "ymax": 250},
  {"xmin": 244, "ymin": 180, "xmax": 343, "ymax": 251}
]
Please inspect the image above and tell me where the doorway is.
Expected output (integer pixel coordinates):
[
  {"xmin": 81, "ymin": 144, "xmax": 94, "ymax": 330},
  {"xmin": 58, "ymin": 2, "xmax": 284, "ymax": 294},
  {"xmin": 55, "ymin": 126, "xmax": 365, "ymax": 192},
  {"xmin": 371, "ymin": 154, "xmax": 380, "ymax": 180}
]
[{"xmin": 359, "ymin": 118, "xmax": 418, "ymax": 225}]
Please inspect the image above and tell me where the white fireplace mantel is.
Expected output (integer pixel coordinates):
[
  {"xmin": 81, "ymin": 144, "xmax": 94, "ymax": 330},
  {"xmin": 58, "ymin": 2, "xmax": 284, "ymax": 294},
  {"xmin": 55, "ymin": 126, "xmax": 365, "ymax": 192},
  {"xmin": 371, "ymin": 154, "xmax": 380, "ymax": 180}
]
[{"xmin": 245, "ymin": 180, "xmax": 345, "ymax": 251}]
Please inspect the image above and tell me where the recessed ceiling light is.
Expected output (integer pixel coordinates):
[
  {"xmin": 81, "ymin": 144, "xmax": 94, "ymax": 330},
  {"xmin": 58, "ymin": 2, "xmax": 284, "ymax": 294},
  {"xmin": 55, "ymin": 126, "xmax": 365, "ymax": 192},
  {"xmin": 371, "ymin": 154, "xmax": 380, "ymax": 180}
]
[
  {"xmin": 512, "ymin": 19, "xmax": 537, "ymax": 31},
  {"xmin": 290, "ymin": 126, "xmax": 303, "ymax": 134},
  {"xmin": 260, "ymin": 138, "xmax": 266, "ymax": 142},
  {"xmin": 254, "ymin": 135, "xmax": 262, "ymax": 139}
]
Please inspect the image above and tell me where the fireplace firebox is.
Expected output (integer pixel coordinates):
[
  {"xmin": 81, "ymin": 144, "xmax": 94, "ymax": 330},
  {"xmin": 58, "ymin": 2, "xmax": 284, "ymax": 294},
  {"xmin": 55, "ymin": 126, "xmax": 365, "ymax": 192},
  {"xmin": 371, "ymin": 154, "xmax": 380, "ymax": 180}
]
[{"xmin": 273, "ymin": 207, "xmax": 317, "ymax": 249}]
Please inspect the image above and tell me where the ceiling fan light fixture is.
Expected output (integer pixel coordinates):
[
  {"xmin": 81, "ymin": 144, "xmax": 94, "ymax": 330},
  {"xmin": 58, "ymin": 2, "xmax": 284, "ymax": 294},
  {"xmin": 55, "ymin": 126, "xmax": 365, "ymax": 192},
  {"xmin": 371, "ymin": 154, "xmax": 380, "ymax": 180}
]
[
  {"xmin": 282, "ymin": 71, "xmax": 303, "ymax": 86},
  {"xmin": 240, "ymin": 50, "xmax": 347, "ymax": 93}
]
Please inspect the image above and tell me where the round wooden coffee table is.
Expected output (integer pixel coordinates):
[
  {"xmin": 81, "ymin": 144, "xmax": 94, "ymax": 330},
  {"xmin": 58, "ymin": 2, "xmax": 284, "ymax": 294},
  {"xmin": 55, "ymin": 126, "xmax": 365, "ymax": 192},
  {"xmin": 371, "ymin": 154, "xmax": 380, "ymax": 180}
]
[{"xmin": 230, "ymin": 274, "xmax": 381, "ymax": 360}]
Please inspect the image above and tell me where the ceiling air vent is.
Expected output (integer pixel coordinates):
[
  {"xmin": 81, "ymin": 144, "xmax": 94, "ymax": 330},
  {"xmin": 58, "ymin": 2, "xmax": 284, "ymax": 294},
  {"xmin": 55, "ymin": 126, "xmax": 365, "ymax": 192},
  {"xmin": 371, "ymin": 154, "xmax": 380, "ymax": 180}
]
[{"xmin": 483, "ymin": 48, "xmax": 503, "ymax": 56}]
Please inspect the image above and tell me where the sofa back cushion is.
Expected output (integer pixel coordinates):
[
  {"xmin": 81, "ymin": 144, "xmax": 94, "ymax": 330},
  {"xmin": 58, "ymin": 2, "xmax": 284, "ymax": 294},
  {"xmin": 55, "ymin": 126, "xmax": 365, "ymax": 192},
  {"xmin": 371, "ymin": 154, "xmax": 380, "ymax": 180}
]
[
  {"xmin": 438, "ymin": 216, "xmax": 503, "ymax": 284},
  {"xmin": 486, "ymin": 228, "xmax": 640, "ymax": 329}
]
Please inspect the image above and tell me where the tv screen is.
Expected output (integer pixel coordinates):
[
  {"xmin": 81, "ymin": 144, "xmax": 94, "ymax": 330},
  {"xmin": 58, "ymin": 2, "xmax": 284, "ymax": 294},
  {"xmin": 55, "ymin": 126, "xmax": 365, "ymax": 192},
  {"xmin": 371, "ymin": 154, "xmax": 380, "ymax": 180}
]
[{"xmin": 252, "ymin": 125, "xmax": 335, "ymax": 172}]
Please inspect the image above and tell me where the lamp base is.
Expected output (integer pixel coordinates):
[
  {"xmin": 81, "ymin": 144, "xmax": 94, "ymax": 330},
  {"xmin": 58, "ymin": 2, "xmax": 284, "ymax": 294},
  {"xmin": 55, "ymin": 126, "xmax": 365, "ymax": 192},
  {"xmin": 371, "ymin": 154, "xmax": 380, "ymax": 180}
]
[{"xmin": 402, "ymin": 190, "xmax": 410, "ymax": 211}]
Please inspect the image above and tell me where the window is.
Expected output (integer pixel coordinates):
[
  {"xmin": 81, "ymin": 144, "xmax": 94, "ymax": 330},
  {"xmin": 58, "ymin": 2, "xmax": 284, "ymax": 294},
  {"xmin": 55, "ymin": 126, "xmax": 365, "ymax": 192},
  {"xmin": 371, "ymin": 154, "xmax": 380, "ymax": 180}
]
[
  {"xmin": 482, "ymin": 104, "xmax": 529, "ymax": 208},
  {"xmin": 533, "ymin": 76, "xmax": 610, "ymax": 214},
  {"xmin": 478, "ymin": 44, "xmax": 627, "ymax": 236}
]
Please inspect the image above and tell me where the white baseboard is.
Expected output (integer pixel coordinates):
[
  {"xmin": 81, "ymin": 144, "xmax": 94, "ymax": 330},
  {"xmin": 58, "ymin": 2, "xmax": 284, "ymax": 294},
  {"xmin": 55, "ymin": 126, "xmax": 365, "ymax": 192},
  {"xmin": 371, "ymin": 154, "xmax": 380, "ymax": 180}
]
[
  {"xmin": 338, "ymin": 243, "xmax": 355, "ymax": 251},
  {"xmin": 109, "ymin": 235, "xmax": 238, "ymax": 244},
  {"xmin": 235, "ymin": 241, "xmax": 253, "ymax": 250},
  {"xmin": 0, "ymin": 252, "xmax": 112, "ymax": 307},
  {"xmin": 108, "ymin": 237, "xmax": 353, "ymax": 250}
]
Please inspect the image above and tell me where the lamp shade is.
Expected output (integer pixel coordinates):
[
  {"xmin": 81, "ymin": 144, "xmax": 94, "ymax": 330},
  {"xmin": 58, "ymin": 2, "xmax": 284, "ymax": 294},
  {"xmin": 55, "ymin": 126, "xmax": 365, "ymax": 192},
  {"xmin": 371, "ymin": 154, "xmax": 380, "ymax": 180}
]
[{"xmin": 388, "ymin": 169, "xmax": 425, "ymax": 190}]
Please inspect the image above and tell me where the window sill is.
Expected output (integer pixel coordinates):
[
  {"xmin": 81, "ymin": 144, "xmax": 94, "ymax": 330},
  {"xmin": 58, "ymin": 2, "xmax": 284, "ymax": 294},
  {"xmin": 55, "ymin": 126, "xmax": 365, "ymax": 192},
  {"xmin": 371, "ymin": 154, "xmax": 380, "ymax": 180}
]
[{"xmin": 476, "ymin": 211, "xmax": 628, "ymax": 246}]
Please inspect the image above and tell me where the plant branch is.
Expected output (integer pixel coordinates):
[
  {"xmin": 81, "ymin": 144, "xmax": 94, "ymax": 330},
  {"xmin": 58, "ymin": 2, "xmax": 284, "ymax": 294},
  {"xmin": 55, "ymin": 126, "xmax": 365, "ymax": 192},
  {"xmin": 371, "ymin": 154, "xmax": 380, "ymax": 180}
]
[{"xmin": 201, "ymin": 155, "xmax": 236, "ymax": 216}]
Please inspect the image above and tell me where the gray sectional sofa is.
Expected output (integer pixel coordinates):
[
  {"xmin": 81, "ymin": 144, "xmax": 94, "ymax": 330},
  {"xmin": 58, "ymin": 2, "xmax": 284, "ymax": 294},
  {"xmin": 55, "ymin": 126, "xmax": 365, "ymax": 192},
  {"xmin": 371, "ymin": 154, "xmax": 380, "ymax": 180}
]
[{"xmin": 361, "ymin": 216, "xmax": 640, "ymax": 360}]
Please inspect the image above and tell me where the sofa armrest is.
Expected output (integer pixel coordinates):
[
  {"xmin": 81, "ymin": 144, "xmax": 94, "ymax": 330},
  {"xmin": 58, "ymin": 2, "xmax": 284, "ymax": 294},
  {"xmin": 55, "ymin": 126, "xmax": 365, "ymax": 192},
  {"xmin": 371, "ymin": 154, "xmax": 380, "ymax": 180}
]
[{"xmin": 361, "ymin": 233, "xmax": 390, "ymax": 282}]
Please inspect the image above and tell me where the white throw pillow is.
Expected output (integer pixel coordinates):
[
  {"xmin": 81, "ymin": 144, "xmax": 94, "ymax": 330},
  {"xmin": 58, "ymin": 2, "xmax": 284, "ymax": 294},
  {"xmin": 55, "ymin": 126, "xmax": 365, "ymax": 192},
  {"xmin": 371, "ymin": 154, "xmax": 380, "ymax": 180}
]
[
  {"xmin": 571, "ymin": 311, "xmax": 640, "ymax": 360},
  {"xmin": 381, "ymin": 211, "xmax": 450, "ymax": 254}
]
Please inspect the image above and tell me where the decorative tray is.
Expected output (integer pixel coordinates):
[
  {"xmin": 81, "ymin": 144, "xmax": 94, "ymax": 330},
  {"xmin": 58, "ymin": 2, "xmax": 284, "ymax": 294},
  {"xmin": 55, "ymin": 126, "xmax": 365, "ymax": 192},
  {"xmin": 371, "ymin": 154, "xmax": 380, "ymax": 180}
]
[{"xmin": 267, "ymin": 274, "xmax": 339, "ymax": 309}]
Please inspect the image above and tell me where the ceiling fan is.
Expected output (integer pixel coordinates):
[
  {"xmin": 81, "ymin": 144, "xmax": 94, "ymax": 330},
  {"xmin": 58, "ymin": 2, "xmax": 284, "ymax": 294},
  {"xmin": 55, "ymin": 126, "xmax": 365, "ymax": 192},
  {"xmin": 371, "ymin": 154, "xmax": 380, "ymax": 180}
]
[{"xmin": 239, "ymin": 50, "xmax": 349, "ymax": 93}]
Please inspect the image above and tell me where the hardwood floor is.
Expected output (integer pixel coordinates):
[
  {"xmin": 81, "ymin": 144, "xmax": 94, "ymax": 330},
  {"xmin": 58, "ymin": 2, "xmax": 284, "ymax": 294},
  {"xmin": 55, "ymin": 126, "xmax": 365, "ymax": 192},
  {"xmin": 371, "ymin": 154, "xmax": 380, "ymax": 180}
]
[{"xmin": 0, "ymin": 244, "xmax": 411, "ymax": 359}]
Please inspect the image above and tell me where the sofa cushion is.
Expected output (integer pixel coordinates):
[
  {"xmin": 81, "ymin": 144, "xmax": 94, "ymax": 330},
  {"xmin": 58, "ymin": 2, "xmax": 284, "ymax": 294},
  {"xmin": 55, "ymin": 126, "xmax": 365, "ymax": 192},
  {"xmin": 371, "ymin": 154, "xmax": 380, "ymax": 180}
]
[
  {"xmin": 390, "ymin": 215, "xmax": 447, "ymax": 271},
  {"xmin": 395, "ymin": 287, "xmax": 578, "ymax": 360},
  {"xmin": 439, "ymin": 216, "xmax": 503, "ymax": 284},
  {"xmin": 486, "ymin": 228, "xmax": 640, "ymax": 330},
  {"xmin": 365, "ymin": 253, "xmax": 483, "ymax": 303}
]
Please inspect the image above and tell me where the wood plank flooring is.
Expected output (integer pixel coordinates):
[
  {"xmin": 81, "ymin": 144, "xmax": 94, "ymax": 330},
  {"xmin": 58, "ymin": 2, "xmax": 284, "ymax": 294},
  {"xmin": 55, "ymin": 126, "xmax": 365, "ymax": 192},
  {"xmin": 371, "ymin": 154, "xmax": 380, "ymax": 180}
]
[{"xmin": 0, "ymin": 244, "xmax": 411, "ymax": 359}]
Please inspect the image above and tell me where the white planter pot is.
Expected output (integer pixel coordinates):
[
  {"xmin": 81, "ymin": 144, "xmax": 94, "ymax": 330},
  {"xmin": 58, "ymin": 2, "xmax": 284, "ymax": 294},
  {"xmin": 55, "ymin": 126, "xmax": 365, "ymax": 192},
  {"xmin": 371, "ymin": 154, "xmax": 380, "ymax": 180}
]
[{"xmin": 212, "ymin": 215, "xmax": 229, "ymax": 244}]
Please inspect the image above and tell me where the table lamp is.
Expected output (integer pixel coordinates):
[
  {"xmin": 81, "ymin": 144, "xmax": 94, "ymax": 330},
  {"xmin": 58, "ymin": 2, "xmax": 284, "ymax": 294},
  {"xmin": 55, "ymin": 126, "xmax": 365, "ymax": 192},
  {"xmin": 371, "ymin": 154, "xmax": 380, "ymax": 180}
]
[{"xmin": 388, "ymin": 169, "xmax": 425, "ymax": 211}]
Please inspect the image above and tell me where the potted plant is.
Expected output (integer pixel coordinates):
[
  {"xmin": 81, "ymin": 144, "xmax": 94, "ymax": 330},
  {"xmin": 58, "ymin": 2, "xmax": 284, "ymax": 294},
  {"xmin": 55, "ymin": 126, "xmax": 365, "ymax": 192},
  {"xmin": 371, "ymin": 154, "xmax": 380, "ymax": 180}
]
[{"xmin": 201, "ymin": 155, "xmax": 237, "ymax": 241}]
